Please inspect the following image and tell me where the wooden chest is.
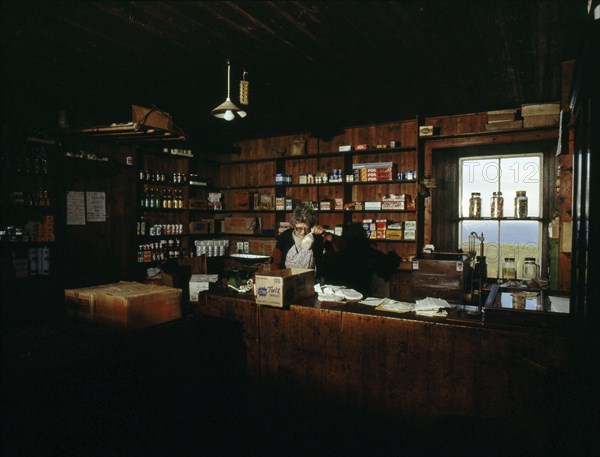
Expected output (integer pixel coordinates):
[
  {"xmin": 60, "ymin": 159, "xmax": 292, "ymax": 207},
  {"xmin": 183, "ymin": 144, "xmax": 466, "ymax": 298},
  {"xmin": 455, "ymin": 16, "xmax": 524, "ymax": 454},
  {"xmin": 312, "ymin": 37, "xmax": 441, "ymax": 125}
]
[{"xmin": 412, "ymin": 257, "xmax": 470, "ymax": 303}]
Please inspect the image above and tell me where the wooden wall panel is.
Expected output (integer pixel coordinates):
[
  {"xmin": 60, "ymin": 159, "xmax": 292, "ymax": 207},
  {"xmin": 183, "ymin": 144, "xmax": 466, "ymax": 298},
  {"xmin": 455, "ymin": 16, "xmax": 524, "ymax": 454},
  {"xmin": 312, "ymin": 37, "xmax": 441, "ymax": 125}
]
[
  {"xmin": 424, "ymin": 113, "xmax": 488, "ymax": 136},
  {"xmin": 200, "ymin": 294, "xmax": 571, "ymax": 434},
  {"xmin": 199, "ymin": 294, "xmax": 260, "ymax": 378}
]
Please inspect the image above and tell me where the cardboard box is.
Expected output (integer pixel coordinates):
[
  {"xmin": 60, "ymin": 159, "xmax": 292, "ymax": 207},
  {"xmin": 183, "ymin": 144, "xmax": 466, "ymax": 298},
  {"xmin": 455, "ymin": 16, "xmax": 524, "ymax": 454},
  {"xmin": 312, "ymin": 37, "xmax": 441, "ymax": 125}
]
[
  {"xmin": 254, "ymin": 268, "xmax": 315, "ymax": 308},
  {"xmin": 65, "ymin": 281, "xmax": 181, "ymax": 329},
  {"xmin": 223, "ymin": 217, "xmax": 261, "ymax": 234},
  {"xmin": 65, "ymin": 285, "xmax": 99, "ymax": 322}
]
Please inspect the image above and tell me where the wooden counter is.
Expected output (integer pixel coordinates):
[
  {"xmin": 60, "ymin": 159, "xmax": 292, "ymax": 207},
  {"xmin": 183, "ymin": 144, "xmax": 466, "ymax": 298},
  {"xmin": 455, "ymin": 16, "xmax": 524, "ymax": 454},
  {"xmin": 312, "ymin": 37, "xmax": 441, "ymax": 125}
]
[{"xmin": 195, "ymin": 292, "xmax": 572, "ymax": 434}]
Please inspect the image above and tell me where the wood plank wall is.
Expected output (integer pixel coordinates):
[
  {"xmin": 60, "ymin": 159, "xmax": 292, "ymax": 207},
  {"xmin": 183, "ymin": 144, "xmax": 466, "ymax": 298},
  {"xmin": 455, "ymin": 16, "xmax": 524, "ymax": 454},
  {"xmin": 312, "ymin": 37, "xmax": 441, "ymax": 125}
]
[{"xmin": 219, "ymin": 119, "xmax": 419, "ymax": 261}]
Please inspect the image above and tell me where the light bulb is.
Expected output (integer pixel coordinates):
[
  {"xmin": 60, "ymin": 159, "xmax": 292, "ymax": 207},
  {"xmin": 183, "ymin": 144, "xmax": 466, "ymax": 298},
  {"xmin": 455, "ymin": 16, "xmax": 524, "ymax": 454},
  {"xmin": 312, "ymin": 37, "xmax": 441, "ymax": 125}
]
[{"xmin": 224, "ymin": 110, "xmax": 235, "ymax": 121}]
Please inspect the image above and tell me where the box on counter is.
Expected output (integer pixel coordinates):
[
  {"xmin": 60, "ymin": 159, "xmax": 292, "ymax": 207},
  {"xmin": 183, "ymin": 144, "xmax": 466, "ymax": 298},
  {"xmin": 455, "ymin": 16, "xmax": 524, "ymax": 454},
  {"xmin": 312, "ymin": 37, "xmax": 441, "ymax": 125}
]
[
  {"xmin": 338, "ymin": 145, "xmax": 352, "ymax": 152},
  {"xmin": 355, "ymin": 144, "xmax": 370, "ymax": 151},
  {"xmin": 254, "ymin": 268, "xmax": 315, "ymax": 308},
  {"xmin": 404, "ymin": 229, "xmax": 416, "ymax": 240},
  {"xmin": 189, "ymin": 219, "xmax": 212, "ymax": 234},
  {"xmin": 65, "ymin": 281, "xmax": 181, "ymax": 329},
  {"xmin": 223, "ymin": 217, "xmax": 261, "ymax": 235},
  {"xmin": 189, "ymin": 274, "xmax": 219, "ymax": 302}
]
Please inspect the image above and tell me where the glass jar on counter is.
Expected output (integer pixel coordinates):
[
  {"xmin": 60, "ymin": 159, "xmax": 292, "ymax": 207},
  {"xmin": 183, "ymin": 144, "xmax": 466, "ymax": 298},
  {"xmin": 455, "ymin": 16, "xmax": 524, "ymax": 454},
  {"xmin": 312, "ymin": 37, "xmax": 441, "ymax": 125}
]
[
  {"xmin": 522, "ymin": 258, "xmax": 539, "ymax": 280},
  {"xmin": 502, "ymin": 257, "xmax": 517, "ymax": 280},
  {"xmin": 514, "ymin": 190, "xmax": 528, "ymax": 218},
  {"xmin": 469, "ymin": 192, "xmax": 482, "ymax": 218},
  {"xmin": 490, "ymin": 191, "xmax": 504, "ymax": 218}
]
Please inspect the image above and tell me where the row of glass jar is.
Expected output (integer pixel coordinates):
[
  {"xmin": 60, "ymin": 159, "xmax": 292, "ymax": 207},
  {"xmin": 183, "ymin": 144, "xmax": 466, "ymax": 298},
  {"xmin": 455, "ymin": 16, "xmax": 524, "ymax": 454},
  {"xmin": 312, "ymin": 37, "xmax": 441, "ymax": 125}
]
[
  {"xmin": 469, "ymin": 190, "xmax": 528, "ymax": 218},
  {"xmin": 501, "ymin": 257, "xmax": 539, "ymax": 280}
]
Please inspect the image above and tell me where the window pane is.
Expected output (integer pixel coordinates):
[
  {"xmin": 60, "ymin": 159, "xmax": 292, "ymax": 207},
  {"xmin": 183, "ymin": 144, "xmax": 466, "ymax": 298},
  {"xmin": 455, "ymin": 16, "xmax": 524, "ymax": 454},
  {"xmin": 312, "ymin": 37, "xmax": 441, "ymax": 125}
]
[
  {"xmin": 461, "ymin": 158, "xmax": 500, "ymax": 217},
  {"xmin": 460, "ymin": 220, "xmax": 500, "ymax": 278},
  {"xmin": 499, "ymin": 156, "xmax": 541, "ymax": 217},
  {"xmin": 498, "ymin": 220, "xmax": 541, "ymax": 279}
]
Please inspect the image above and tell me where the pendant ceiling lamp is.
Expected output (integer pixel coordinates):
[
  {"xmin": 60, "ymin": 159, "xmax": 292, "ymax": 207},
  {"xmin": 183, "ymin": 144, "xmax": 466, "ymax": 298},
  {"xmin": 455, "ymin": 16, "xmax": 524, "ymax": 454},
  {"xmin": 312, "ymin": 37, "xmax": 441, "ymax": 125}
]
[{"xmin": 211, "ymin": 59, "xmax": 247, "ymax": 121}]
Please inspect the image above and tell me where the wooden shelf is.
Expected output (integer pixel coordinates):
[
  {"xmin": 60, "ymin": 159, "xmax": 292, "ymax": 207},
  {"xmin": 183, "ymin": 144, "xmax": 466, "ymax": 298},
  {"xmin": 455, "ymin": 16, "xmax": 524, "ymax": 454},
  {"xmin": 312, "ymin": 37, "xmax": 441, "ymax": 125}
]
[{"xmin": 62, "ymin": 122, "xmax": 186, "ymax": 143}]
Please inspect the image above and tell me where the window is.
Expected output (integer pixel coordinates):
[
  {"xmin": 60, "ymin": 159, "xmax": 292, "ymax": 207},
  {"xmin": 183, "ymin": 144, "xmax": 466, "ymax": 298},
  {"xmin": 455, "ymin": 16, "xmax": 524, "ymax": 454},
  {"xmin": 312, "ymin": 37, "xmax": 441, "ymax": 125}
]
[{"xmin": 459, "ymin": 154, "xmax": 543, "ymax": 279}]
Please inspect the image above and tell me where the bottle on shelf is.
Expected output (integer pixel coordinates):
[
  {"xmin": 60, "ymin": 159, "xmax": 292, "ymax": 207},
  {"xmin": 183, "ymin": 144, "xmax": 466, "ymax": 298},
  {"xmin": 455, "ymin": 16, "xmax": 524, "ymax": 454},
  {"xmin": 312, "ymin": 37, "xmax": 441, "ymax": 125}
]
[
  {"xmin": 502, "ymin": 257, "xmax": 517, "ymax": 280},
  {"xmin": 490, "ymin": 191, "xmax": 504, "ymax": 218},
  {"xmin": 469, "ymin": 192, "xmax": 482, "ymax": 218},
  {"xmin": 514, "ymin": 191, "xmax": 528, "ymax": 218}
]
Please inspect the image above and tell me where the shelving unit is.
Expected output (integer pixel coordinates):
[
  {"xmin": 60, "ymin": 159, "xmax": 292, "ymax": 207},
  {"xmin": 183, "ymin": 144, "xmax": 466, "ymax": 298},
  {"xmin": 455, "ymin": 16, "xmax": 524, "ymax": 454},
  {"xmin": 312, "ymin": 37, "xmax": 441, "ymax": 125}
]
[
  {"xmin": 135, "ymin": 147, "xmax": 191, "ymax": 267},
  {"xmin": 0, "ymin": 131, "xmax": 64, "ymax": 322},
  {"xmin": 206, "ymin": 134, "xmax": 421, "ymax": 260}
]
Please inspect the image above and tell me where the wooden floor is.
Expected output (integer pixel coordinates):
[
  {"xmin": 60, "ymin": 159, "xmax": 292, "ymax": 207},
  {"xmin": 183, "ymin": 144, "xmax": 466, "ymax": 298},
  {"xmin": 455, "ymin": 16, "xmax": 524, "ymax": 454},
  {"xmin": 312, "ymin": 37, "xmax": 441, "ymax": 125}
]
[{"xmin": 0, "ymin": 314, "xmax": 590, "ymax": 457}]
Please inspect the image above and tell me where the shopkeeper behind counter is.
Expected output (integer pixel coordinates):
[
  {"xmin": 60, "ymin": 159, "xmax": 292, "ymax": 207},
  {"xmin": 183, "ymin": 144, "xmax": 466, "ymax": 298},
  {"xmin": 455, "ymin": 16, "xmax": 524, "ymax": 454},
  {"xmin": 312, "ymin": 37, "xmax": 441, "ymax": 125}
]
[{"xmin": 271, "ymin": 205, "xmax": 338, "ymax": 277}]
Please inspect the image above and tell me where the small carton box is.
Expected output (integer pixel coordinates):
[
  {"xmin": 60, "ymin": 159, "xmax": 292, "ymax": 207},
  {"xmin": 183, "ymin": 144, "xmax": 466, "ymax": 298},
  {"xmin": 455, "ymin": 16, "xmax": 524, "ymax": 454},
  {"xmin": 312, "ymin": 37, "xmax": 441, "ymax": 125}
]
[
  {"xmin": 404, "ymin": 220, "xmax": 417, "ymax": 230},
  {"xmin": 275, "ymin": 197, "xmax": 286, "ymax": 211},
  {"xmin": 254, "ymin": 268, "xmax": 315, "ymax": 308},
  {"xmin": 404, "ymin": 229, "xmax": 416, "ymax": 240},
  {"xmin": 253, "ymin": 193, "xmax": 274, "ymax": 210},
  {"xmin": 189, "ymin": 198, "xmax": 208, "ymax": 210},
  {"xmin": 386, "ymin": 229, "xmax": 403, "ymax": 240},
  {"xmin": 223, "ymin": 217, "xmax": 261, "ymax": 235},
  {"xmin": 334, "ymin": 198, "xmax": 344, "ymax": 210},
  {"xmin": 234, "ymin": 192, "xmax": 251, "ymax": 210},
  {"xmin": 189, "ymin": 219, "xmax": 211, "ymax": 234},
  {"xmin": 319, "ymin": 200, "xmax": 333, "ymax": 211}
]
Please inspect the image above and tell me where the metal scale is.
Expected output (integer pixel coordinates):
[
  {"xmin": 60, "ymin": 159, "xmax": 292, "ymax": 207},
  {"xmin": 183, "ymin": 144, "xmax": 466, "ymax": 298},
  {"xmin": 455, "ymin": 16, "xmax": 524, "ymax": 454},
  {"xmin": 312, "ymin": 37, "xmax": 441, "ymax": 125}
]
[{"xmin": 468, "ymin": 232, "xmax": 487, "ymax": 308}]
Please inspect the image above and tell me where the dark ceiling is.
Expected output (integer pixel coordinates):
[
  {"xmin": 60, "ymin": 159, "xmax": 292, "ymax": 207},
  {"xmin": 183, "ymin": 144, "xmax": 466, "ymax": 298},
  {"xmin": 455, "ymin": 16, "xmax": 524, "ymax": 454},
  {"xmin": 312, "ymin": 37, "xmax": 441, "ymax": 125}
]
[{"xmin": 0, "ymin": 0, "xmax": 589, "ymax": 149}]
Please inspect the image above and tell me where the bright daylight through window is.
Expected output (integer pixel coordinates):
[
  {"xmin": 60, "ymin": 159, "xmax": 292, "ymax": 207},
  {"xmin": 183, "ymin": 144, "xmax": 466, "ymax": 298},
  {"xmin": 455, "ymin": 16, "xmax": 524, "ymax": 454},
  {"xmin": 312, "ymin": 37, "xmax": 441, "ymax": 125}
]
[{"xmin": 459, "ymin": 154, "xmax": 543, "ymax": 279}]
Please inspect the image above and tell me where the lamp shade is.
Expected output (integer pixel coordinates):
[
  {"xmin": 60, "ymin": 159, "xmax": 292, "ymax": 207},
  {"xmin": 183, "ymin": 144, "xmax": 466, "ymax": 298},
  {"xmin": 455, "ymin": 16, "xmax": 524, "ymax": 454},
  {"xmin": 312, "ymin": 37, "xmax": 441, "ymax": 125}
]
[
  {"xmin": 211, "ymin": 98, "xmax": 247, "ymax": 120},
  {"xmin": 211, "ymin": 60, "xmax": 247, "ymax": 121}
]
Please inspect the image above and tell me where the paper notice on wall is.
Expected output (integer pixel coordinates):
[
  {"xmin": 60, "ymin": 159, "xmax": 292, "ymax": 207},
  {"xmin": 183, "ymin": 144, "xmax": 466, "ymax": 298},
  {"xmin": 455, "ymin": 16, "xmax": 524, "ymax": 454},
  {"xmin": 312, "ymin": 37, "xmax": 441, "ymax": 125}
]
[
  {"xmin": 561, "ymin": 221, "xmax": 572, "ymax": 253},
  {"xmin": 86, "ymin": 191, "xmax": 106, "ymax": 222},
  {"xmin": 66, "ymin": 191, "xmax": 86, "ymax": 225}
]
